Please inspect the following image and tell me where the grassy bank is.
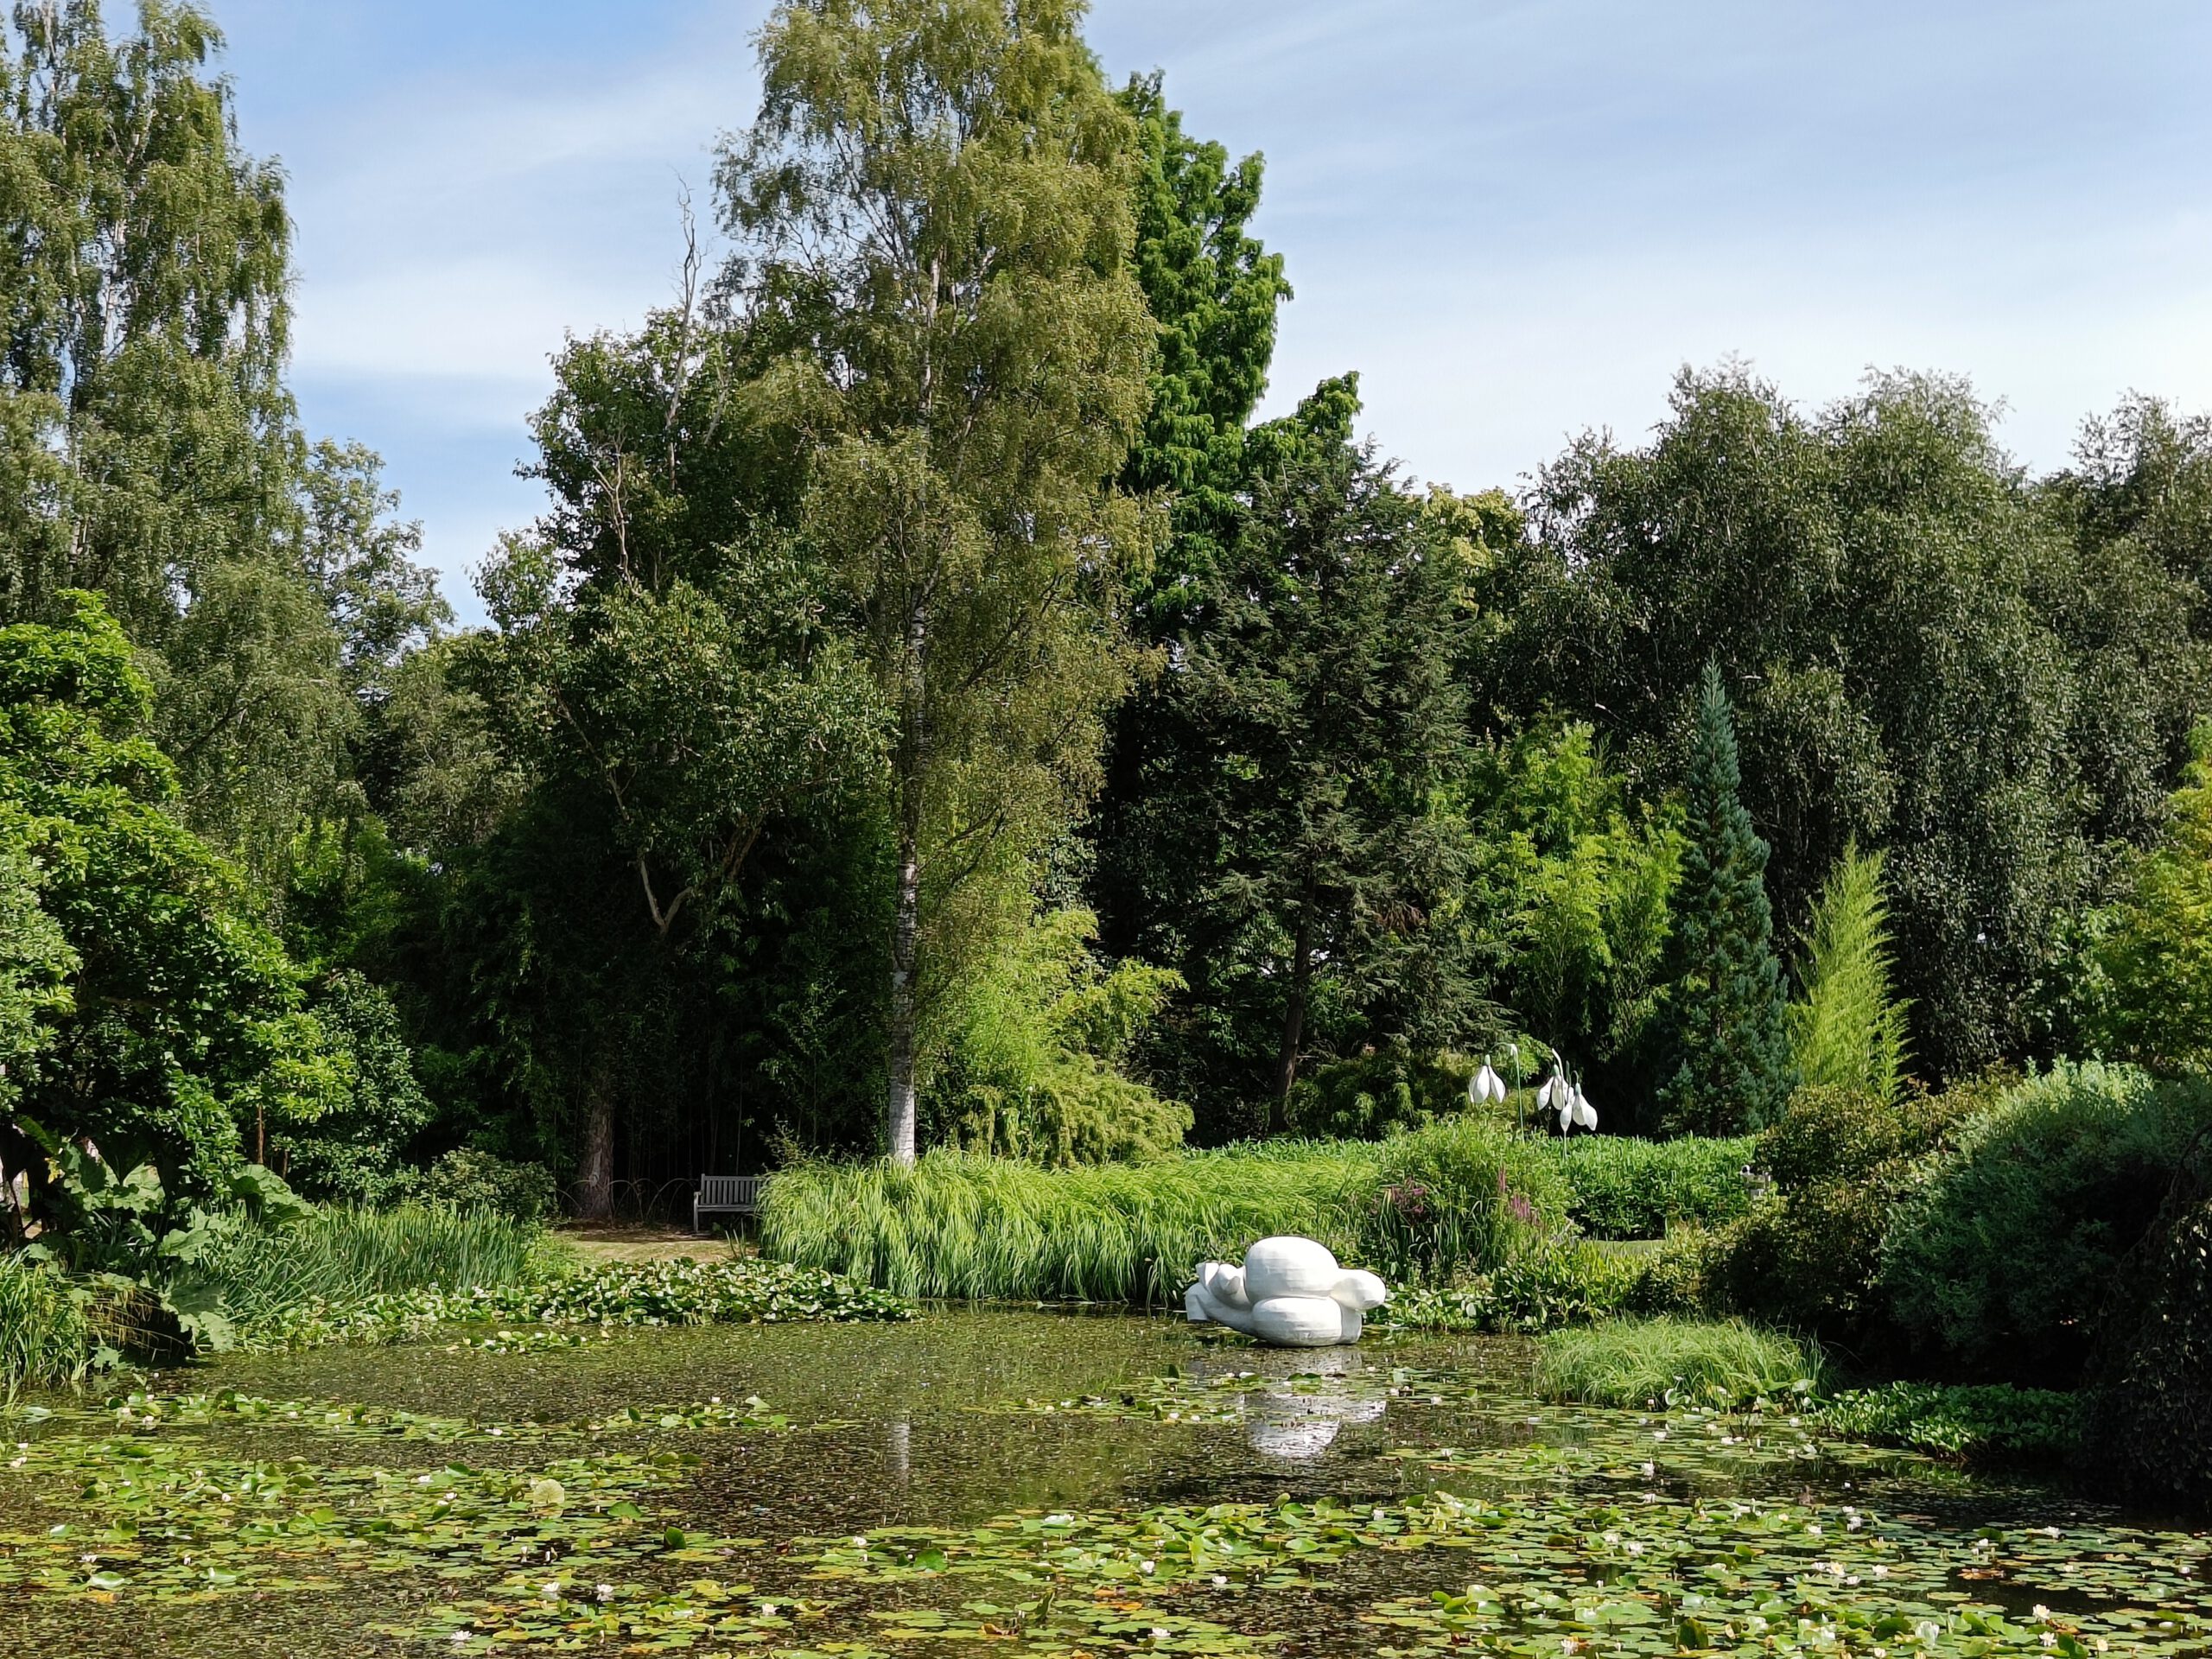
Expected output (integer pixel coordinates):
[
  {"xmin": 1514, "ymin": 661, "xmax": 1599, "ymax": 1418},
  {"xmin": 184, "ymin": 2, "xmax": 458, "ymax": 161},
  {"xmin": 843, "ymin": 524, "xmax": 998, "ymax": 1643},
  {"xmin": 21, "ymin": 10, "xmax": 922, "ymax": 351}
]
[{"xmin": 762, "ymin": 1120, "xmax": 1586, "ymax": 1302}]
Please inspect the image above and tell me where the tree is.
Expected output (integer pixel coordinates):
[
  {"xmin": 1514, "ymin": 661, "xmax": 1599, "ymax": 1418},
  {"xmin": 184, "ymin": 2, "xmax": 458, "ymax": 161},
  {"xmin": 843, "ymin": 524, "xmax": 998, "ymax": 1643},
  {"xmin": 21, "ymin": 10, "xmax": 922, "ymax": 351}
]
[
  {"xmin": 463, "ymin": 270, "xmax": 887, "ymax": 1214},
  {"xmin": 1789, "ymin": 842, "xmax": 1910, "ymax": 1103},
  {"xmin": 1501, "ymin": 366, "xmax": 2209, "ymax": 1077},
  {"xmin": 1124, "ymin": 379, "xmax": 1476, "ymax": 1131},
  {"xmin": 2088, "ymin": 723, "xmax": 2212, "ymax": 1072},
  {"xmin": 0, "ymin": 3, "xmax": 358, "ymax": 879},
  {"xmin": 1451, "ymin": 721, "xmax": 1681, "ymax": 1119},
  {"xmin": 716, "ymin": 0, "xmax": 1156, "ymax": 1163},
  {"xmin": 1661, "ymin": 663, "xmax": 1795, "ymax": 1135},
  {"xmin": 1090, "ymin": 78, "xmax": 1290, "ymax": 970},
  {"xmin": 0, "ymin": 591, "xmax": 346, "ymax": 1209}
]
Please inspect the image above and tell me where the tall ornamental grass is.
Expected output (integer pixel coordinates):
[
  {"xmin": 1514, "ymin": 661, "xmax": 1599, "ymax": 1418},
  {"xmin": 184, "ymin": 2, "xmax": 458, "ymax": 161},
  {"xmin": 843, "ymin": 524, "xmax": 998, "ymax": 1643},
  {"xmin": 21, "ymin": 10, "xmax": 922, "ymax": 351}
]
[
  {"xmin": 763, "ymin": 1119, "xmax": 1570, "ymax": 1302},
  {"xmin": 177, "ymin": 1204, "xmax": 547, "ymax": 1333},
  {"xmin": 0, "ymin": 1251, "xmax": 92, "ymax": 1394},
  {"xmin": 1535, "ymin": 1317, "xmax": 1821, "ymax": 1409}
]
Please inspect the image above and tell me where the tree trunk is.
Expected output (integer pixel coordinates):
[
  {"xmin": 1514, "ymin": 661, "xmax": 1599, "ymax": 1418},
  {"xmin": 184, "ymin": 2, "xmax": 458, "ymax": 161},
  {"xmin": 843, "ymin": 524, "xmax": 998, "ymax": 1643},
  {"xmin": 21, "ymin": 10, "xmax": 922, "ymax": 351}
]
[
  {"xmin": 885, "ymin": 809, "xmax": 922, "ymax": 1166},
  {"xmin": 885, "ymin": 600, "xmax": 929, "ymax": 1167},
  {"xmin": 1273, "ymin": 898, "xmax": 1316, "ymax": 1128},
  {"xmin": 577, "ymin": 1074, "xmax": 615, "ymax": 1220}
]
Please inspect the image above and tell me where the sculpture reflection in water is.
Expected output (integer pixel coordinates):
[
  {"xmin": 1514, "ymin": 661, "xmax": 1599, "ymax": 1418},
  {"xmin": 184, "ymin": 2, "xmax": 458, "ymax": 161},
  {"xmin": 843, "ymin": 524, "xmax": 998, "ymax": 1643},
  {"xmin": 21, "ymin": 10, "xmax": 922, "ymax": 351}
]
[{"xmin": 1183, "ymin": 1236, "xmax": 1389, "ymax": 1346}]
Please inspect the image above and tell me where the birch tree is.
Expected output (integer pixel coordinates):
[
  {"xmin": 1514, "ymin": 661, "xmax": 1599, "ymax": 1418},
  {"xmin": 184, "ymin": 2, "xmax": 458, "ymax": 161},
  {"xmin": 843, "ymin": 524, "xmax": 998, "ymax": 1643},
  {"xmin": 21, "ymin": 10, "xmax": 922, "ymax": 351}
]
[{"xmin": 715, "ymin": 0, "xmax": 1154, "ymax": 1163}]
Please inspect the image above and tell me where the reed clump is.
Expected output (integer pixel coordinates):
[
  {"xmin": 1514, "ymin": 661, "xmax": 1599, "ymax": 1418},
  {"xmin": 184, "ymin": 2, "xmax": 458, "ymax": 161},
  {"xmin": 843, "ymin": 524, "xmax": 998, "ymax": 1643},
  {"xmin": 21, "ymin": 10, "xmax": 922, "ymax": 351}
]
[
  {"xmin": 0, "ymin": 1251, "xmax": 93, "ymax": 1394},
  {"xmin": 762, "ymin": 1120, "xmax": 1571, "ymax": 1303},
  {"xmin": 178, "ymin": 1204, "xmax": 548, "ymax": 1335},
  {"xmin": 1534, "ymin": 1316, "xmax": 1821, "ymax": 1409}
]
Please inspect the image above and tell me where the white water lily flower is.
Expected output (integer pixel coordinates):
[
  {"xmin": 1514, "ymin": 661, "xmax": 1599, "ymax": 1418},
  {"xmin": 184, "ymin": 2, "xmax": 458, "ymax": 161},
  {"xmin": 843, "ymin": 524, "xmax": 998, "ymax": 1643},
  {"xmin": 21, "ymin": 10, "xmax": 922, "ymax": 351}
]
[{"xmin": 595, "ymin": 1584, "xmax": 613, "ymax": 1603}]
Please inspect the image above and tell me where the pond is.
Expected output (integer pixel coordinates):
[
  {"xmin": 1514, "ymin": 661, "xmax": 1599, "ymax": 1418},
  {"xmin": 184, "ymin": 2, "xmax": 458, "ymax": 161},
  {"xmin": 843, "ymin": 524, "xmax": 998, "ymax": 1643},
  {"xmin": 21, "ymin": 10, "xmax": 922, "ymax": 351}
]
[{"xmin": 1, "ymin": 1307, "xmax": 2207, "ymax": 1656}]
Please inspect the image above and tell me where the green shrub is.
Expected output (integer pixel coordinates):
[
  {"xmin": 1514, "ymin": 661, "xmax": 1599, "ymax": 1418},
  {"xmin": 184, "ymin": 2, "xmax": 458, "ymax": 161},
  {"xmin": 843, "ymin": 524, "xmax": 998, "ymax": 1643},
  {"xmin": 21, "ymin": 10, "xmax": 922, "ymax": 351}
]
[
  {"xmin": 1535, "ymin": 1317, "xmax": 1821, "ymax": 1410},
  {"xmin": 931, "ymin": 906, "xmax": 1191, "ymax": 1166},
  {"xmin": 268, "ymin": 970, "xmax": 435, "ymax": 1204},
  {"xmin": 762, "ymin": 1122, "xmax": 1568, "ymax": 1304},
  {"xmin": 416, "ymin": 1148, "xmax": 558, "ymax": 1221},
  {"xmin": 1814, "ymin": 1382, "xmax": 2083, "ymax": 1463},
  {"xmin": 1879, "ymin": 1062, "xmax": 2212, "ymax": 1381},
  {"xmin": 1789, "ymin": 842, "xmax": 1910, "ymax": 1104},
  {"xmin": 1709, "ymin": 1084, "xmax": 1967, "ymax": 1337},
  {"xmin": 1284, "ymin": 1045, "xmax": 1478, "ymax": 1141},
  {"xmin": 1543, "ymin": 1135, "xmax": 1758, "ymax": 1238},
  {"xmin": 0, "ymin": 1251, "xmax": 92, "ymax": 1393},
  {"xmin": 1372, "ymin": 1241, "xmax": 1645, "ymax": 1335}
]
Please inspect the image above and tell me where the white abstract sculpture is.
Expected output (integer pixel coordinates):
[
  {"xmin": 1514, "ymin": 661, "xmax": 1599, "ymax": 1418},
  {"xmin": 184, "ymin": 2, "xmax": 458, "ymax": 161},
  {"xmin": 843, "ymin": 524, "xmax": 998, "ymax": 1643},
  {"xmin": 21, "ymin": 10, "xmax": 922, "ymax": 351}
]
[{"xmin": 1183, "ymin": 1236, "xmax": 1388, "ymax": 1347}]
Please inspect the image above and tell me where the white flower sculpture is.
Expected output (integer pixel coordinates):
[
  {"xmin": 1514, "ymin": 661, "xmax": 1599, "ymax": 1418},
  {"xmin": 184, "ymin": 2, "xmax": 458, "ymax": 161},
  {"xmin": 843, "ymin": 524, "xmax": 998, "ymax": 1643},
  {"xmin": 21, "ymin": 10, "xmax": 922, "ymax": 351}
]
[{"xmin": 1184, "ymin": 1236, "xmax": 1389, "ymax": 1347}]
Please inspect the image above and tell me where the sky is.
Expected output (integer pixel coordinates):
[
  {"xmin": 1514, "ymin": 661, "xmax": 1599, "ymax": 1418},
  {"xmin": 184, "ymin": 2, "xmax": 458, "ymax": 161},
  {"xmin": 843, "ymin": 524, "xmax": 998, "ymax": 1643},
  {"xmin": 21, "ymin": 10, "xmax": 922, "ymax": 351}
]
[{"xmin": 207, "ymin": 0, "xmax": 2212, "ymax": 620}]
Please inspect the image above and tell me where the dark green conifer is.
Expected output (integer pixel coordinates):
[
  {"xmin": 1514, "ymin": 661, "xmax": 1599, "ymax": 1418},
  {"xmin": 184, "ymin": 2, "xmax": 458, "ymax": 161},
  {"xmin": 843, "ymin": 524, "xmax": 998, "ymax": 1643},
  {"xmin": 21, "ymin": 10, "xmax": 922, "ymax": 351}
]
[{"xmin": 1662, "ymin": 663, "xmax": 1796, "ymax": 1134}]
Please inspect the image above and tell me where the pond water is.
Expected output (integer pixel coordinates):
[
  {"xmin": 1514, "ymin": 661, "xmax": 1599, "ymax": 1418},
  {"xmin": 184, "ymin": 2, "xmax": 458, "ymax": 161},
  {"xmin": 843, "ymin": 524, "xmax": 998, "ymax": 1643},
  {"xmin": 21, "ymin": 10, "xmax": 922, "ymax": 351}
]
[{"xmin": 2, "ymin": 1308, "xmax": 2207, "ymax": 1657}]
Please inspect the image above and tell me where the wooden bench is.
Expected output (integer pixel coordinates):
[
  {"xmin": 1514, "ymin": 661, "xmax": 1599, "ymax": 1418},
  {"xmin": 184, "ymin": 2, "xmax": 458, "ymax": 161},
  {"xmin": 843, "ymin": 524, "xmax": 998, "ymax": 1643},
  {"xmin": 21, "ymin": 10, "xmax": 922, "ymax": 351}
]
[{"xmin": 693, "ymin": 1174, "xmax": 766, "ymax": 1233}]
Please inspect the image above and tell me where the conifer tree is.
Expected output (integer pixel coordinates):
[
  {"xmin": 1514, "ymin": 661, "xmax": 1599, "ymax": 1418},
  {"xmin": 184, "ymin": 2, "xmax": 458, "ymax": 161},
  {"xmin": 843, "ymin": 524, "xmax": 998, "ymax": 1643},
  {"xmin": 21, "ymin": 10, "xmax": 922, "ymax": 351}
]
[{"xmin": 1662, "ymin": 663, "xmax": 1796, "ymax": 1134}]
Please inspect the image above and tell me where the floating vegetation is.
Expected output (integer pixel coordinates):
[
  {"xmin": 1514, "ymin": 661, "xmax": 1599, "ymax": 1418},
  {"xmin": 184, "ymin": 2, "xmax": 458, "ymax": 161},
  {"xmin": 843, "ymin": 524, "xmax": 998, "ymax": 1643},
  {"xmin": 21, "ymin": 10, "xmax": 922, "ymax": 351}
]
[
  {"xmin": 1813, "ymin": 1381, "xmax": 2087, "ymax": 1465},
  {"xmin": 0, "ymin": 1312, "xmax": 2199, "ymax": 1658},
  {"xmin": 974, "ymin": 1363, "xmax": 1483, "ymax": 1426},
  {"xmin": 254, "ymin": 1254, "xmax": 915, "ymax": 1350},
  {"xmin": 79, "ymin": 1388, "xmax": 795, "ymax": 1445}
]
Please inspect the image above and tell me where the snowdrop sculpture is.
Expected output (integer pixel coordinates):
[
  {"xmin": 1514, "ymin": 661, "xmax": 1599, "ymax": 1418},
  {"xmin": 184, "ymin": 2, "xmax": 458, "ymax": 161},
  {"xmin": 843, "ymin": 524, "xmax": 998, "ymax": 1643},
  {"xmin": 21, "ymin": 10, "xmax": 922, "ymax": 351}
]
[
  {"xmin": 1535, "ymin": 1067, "xmax": 1599, "ymax": 1134},
  {"xmin": 1468, "ymin": 1057, "xmax": 1507, "ymax": 1107},
  {"xmin": 1184, "ymin": 1236, "xmax": 1389, "ymax": 1347}
]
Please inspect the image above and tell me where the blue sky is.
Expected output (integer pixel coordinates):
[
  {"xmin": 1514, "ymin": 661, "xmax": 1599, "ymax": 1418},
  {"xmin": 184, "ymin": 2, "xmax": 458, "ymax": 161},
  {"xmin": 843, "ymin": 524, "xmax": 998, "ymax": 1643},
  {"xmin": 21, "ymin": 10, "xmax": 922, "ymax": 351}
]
[{"xmin": 209, "ymin": 1, "xmax": 2212, "ymax": 620}]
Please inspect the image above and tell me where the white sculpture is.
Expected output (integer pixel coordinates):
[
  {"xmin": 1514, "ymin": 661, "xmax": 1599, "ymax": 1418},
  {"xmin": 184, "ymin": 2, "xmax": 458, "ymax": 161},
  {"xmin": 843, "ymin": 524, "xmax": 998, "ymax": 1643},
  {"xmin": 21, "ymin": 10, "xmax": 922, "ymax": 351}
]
[{"xmin": 1183, "ymin": 1236, "xmax": 1389, "ymax": 1347}]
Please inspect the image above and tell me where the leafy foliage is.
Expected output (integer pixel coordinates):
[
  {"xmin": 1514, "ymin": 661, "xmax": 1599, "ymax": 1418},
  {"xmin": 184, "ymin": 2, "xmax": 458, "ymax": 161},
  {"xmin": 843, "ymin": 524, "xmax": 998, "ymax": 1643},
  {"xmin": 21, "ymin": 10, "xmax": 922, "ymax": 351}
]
[
  {"xmin": 1108, "ymin": 382, "xmax": 1478, "ymax": 1134},
  {"xmin": 1450, "ymin": 723, "xmax": 1681, "ymax": 1124},
  {"xmin": 0, "ymin": 594, "xmax": 348, "ymax": 1193},
  {"xmin": 1790, "ymin": 842, "xmax": 1910, "ymax": 1103},
  {"xmin": 1881, "ymin": 1061, "xmax": 2212, "ymax": 1382},
  {"xmin": 1815, "ymin": 1382, "xmax": 2085, "ymax": 1464},
  {"xmin": 414, "ymin": 1148, "xmax": 558, "ymax": 1222},
  {"xmin": 1711, "ymin": 1083, "xmax": 1967, "ymax": 1338},
  {"xmin": 2089, "ymin": 1138, "xmax": 2212, "ymax": 1508},
  {"xmin": 1504, "ymin": 369, "xmax": 2211, "ymax": 1080},
  {"xmin": 931, "ymin": 906, "xmax": 1189, "ymax": 1165},
  {"xmin": 1542, "ymin": 1133, "xmax": 1759, "ymax": 1239},
  {"xmin": 2084, "ymin": 721, "xmax": 2212, "ymax": 1071}
]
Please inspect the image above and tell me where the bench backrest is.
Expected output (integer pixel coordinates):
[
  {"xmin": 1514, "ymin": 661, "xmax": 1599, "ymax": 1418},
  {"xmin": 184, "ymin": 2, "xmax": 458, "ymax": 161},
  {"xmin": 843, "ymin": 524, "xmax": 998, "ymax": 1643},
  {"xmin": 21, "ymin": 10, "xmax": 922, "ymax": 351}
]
[{"xmin": 697, "ymin": 1174, "xmax": 766, "ymax": 1207}]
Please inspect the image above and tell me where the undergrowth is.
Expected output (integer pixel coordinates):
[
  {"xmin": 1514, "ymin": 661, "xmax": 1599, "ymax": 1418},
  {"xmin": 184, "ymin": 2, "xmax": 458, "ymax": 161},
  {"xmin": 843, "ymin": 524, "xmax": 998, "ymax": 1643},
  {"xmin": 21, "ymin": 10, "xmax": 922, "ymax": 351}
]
[
  {"xmin": 252, "ymin": 1255, "xmax": 914, "ymax": 1348},
  {"xmin": 175, "ymin": 1205, "xmax": 550, "ymax": 1332},
  {"xmin": 1543, "ymin": 1135, "xmax": 1758, "ymax": 1238}
]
